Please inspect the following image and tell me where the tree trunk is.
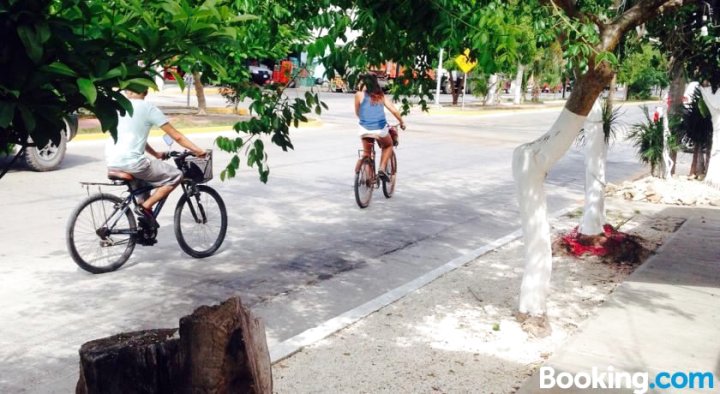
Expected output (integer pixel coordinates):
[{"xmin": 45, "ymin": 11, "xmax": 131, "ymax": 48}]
[
  {"xmin": 514, "ymin": 65, "xmax": 525, "ymax": 105},
  {"xmin": 668, "ymin": 60, "xmax": 685, "ymax": 118},
  {"xmin": 661, "ymin": 110, "xmax": 674, "ymax": 179},
  {"xmin": 690, "ymin": 145, "xmax": 700, "ymax": 177},
  {"xmin": 663, "ymin": 58, "xmax": 685, "ymax": 178},
  {"xmin": 155, "ymin": 64, "xmax": 165, "ymax": 92},
  {"xmin": 451, "ymin": 72, "xmax": 461, "ymax": 105},
  {"xmin": 76, "ymin": 297, "xmax": 272, "ymax": 394},
  {"xmin": 699, "ymin": 87, "xmax": 720, "ymax": 187},
  {"xmin": 486, "ymin": 73, "xmax": 498, "ymax": 105},
  {"xmin": 705, "ymin": 148, "xmax": 712, "ymax": 176},
  {"xmin": 607, "ymin": 74, "xmax": 617, "ymax": 108},
  {"xmin": 579, "ymin": 99, "xmax": 607, "ymax": 235},
  {"xmin": 514, "ymin": 65, "xmax": 613, "ymax": 318},
  {"xmin": 192, "ymin": 70, "xmax": 207, "ymax": 116}
]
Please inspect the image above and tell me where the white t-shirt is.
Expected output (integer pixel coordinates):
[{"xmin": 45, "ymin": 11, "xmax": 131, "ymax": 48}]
[{"xmin": 105, "ymin": 99, "xmax": 168, "ymax": 169}]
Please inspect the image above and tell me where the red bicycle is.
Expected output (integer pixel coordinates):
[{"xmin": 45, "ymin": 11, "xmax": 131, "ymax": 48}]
[{"xmin": 353, "ymin": 124, "xmax": 401, "ymax": 208}]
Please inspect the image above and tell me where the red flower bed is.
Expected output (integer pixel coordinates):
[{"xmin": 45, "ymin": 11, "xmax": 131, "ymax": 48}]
[{"xmin": 560, "ymin": 224, "xmax": 629, "ymax": 257}]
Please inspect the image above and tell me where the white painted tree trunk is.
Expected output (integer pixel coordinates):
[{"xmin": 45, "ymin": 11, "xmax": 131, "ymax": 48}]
[
  {"xmin": 513, "ymin": 108, "xmax": 587, "ymax": 316},
  {"xmin": 486, "ymin": 74, "xmax": 498, "ymax": 105},
  {"xmin": 514, "ymin": 65, "xmax": 524, "ymax": 105},
  {"xmin": 154, "ymin": 64, "xmax": 165, "ymax": 92},
  {"xmin": 699, "ymin": 87, "xmax": 720, "ymax": 188},
  {"xmin": 579, "ymin": 100, "xmax": 607, "ymax": 235},
  {"xmin": 661, "ymin": 109, "xmax": 674, "ymax": 179}
]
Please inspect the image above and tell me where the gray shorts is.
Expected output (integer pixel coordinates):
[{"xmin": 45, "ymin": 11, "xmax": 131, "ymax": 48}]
[{"xmin": 111, "ymin": 158, "xmax": 182, "ymax": 187}]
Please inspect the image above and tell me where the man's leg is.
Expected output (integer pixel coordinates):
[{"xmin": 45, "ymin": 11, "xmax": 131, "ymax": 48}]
[
  {"xmin": 141, "ymin": 184, "xmax": 176, "ymax": 211},
  {"xmin": 132, "ymin": 160, "xmax": 183, "ymax": 220}
]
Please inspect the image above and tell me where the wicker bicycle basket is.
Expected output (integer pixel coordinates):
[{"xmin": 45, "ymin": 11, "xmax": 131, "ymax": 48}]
[{"xmin": 184, "ymin": 150, "xmax": 213, "ymax": 183}]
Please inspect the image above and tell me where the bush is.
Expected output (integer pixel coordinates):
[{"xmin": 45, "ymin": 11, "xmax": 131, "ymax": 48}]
[{"xmin": 627, "ymin": 106, "xmax": 678, "ymax": 176}]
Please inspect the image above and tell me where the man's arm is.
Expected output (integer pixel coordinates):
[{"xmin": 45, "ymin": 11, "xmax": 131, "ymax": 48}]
[
  {"xmin": 145, "ymin": 143, "xmax": 164, "ymax": 159},
  {"xmin": 160, "ymin": 123, "xmax": 206, "ymax": 157}
]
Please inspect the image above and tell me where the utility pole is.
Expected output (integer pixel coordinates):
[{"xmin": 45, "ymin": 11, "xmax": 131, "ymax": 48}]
[{"xmin": 435, "ymin": 48, "xmax": 444, "ymax": 107}]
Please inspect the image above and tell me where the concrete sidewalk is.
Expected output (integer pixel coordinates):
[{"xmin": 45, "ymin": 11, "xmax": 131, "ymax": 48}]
[{"xmin": 520, "ymin": 207, "xmax": 720, "ymax": 393}]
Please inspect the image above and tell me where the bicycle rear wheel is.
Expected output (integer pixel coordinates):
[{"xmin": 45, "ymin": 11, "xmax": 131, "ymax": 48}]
[
  {"xmin": 382, "ymin": 151, "xmax": 397, "ymax": 198},
  {"xmin": 66, "ymin": 193, "xmax": 136, "ymax": 274},
  {"xmin": 174, "ymin": 185, "xmax": 227, "ymax": 258},
  {"xmin": 354, "ymin": 159, "xmax": 374, "ymax": 208}
]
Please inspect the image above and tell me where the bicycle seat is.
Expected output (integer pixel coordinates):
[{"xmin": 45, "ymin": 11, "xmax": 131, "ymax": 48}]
[{"xmin": 107, "ymin": 170, "xmax": 134, "ymax": 182}]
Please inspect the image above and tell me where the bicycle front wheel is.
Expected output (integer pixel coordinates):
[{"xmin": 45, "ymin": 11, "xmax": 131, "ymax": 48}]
[
  {"xmin": 382, "ymin": 152, "xmax": 397, "ymax": 198},
  {"xmin": 174, "ymin": 185, "xmax": 227, "ymax": 258},
  {"xmin": 66, "ymin": 193, "xmax": 136, "ymax": 274},
  {"xmin": 354, "ymin": 159, "xmax": 374, "ymax": 208}
]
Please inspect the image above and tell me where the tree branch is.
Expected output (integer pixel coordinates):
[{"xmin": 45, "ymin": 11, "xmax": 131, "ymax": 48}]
[
  {"xmin": 594, "ymin": 0, "xmax": 697, "ymax": 52},
  {"xmin": 542, "ymin": 0, "xmax": 579, "ymax": 18},
  {"xmin": 542, "ymin": 0, "xmax": 606, "ymax": 31},
  {"xmin": 613, "ymin": 0, "xmax": 698, "ymax": 35}
]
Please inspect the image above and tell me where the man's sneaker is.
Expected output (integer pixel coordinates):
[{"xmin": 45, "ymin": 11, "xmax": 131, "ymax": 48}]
[
  {"xmin": 135, "ymin": 205, "xmax": 158, "ymax": 228},
  {"xmin": 378, "ymin": 170, "xmax": 390, "ymax": 182}
]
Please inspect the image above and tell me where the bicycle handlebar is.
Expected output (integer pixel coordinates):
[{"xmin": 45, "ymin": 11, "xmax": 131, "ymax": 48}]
[
  {"xmin": 167, "ymin": 150, "xmax": 200, "ymax": 160},
  {"xmin": 389, "ymin": 122, "xmax": 406, "ymax": 131}
]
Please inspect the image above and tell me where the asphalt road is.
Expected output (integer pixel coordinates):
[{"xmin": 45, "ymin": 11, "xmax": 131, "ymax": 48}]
[{"xmin": 0, "ymin": 94, "xmax": 650, "ymax": 392}]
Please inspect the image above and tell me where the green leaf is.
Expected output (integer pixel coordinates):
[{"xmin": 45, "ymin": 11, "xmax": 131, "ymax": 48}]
[
  {"xmin": 94, "ymin": 95, "xmax": 120, "ymax": 135},
  {"xmin": 0, "ymin": 102, "xmax": 16, "ymax": 128},
  {"xmin": 97, "ymin": 66, "xmax": 125, "ymax": 81},
  {"xmin": 77, "ymin": 78, "xmax": 97, "ymax": 105},
  {"xmin": 18, "ymin": 105, "xmax": 36, "ymax": 132},
  {"xmin": 120, "ymin": 78, "xmax": 157, "ymax": 91},
  {"xmin": 44, "ymin": 62, "xmax": 77, "ymax": 77},
  {"xmin": 170, "ymin": 70, "xmax": 185, "ymax": 91},
  {"xmin": 17, "ymin": 25, "xmax": 42, "ymax": 63},
  {"xmin": 111, "ymin": 91, "xmax": 133, "ymax": 116}
]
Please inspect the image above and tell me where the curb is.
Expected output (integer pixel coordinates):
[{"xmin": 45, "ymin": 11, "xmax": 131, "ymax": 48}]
[
  {"xmin": 73, "ymin": 118, "xmax": 324, "ymax": 142},
  {"xmin": 421, "ymin": 99, "xmax": 660, "ymax": 116},
  {"xmin": 151, "ymin": 87, "xmax": 224, "ymax": 96},
  {"xmin": 425, "ymin": 106, "xmax": 563, "ymax": 116}
]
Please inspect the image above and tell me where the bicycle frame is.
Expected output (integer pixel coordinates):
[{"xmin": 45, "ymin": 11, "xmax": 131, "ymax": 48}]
[
  {"xmin": 178, "ymin": 182, "xmax": 207, "ymax": 224},
  {"xmin": 80, "ymin": 174, "xmax": 208, "ymax": 237},
  {"xmin": 79, "ymin": 182, "xmax": 158, "ymax": 236},
  {"xmin": 356, "ymin": 138, "xmax": 379, "ymax": 187}
]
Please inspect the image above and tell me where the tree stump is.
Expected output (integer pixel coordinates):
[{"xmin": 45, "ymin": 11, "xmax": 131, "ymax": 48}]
[{"xmin": 76, "ymin": 297, "xmax": 272, "ymax": 394}]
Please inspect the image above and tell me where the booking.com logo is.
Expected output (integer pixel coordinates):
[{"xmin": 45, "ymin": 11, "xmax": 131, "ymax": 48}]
[{"xmin": 539, "ymin": 366, "xmax": 715, "ymax": 393}]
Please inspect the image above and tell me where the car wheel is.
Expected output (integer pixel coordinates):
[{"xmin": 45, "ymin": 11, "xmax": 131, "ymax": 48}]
[{"xmin": 25, "ymin": 132, "xmax": 67, "ymax": 172}]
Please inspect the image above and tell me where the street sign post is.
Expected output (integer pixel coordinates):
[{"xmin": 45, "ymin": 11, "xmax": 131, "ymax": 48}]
[{"xmin": 455, "ymin": 50, "xmax": 477, "ymax": 109}]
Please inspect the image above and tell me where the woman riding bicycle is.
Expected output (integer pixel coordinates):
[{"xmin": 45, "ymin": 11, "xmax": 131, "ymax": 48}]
[{"xmin": 354, "ymin": 74, "xmax": 405, "ymax": 181}]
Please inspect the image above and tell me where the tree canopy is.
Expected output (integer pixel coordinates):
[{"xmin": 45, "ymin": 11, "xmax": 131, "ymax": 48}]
[
  {"xmin": 1, "ymin": 0, "xmax": 707, "ymax": 182},
  {"xmin": 0, "ymin": 0, "xmax": 247, "ymax": 150}
]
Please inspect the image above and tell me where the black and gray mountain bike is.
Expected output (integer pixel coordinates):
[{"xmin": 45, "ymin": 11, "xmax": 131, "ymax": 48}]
[{"xmin": 66, "ymin": 148, "xmax": 227, "ymax": 274}]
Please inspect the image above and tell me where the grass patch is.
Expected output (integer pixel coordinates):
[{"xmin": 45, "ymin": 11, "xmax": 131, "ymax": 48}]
[{"xmin": 77, "ymin": 115, "xmax": 242, "ymax": 135}]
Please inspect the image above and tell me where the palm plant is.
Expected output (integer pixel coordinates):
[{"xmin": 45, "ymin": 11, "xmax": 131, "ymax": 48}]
[
  {"xmin": 601, "ymin": 98, "xmax": 625, "ymax": 144},
  {"xmin": 576, "ymin": 98, "xmax": 624, "ymax": 147},
  {"xmin": 627, "ymin": 106, "xmax": 679, "ymax": 176}
]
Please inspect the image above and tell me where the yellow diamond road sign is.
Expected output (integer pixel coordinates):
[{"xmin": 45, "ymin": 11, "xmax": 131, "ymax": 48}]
[{"xmin": 455, "ymin": 49, "xmax": 477, "ymax": 74}]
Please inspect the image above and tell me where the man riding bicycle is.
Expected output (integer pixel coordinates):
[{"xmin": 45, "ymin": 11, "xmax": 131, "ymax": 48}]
[{"xmin": 105, "ymin": 87, "xmax": 206, "ymax": 228}]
